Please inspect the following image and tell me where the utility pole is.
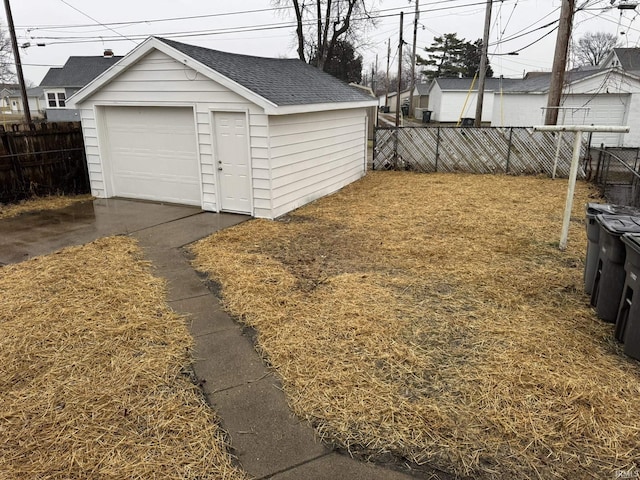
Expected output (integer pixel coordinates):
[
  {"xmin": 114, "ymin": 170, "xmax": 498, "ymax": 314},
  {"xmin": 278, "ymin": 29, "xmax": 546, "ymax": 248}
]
[
  {"xmin": 395, "ymin": 11, "xmax": 404, "ymax": 127},
  {"xmin": 3, "ymin": 0, "xmax": 31, "ymax": 124},
  {"xmin": 385, "ymin": 39, "xmax": 391, "ymax": 108},
  {"xmin": 373, "ymin": 54, "xmax": 378, "ymax": 94},
  {"xmin": 474, "ymin": 0, "xmax": 492, "ymax": 127},
  {"xmin": 545, "ymin": 0, "xmax": 575, "ymax": 125},
  {"xmin": 408, "ymin": 0, "xmax": 420, "ymax": 119}
]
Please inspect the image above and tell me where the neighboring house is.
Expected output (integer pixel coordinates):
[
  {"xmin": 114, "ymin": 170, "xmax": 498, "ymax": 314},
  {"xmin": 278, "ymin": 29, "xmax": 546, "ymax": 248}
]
[
  {"xmin": 427, "ymin": 77, "xmax": 520, "ymax": 123},
  {"xmin": 492, "ymin": 68, "xmax": 640, "ymax": 146},
  {"xmin": 0, "ymin": 87, "xmax": 45, "ymax": 117},
  {"xmin": 599, "ymin": 48, "xmax": 640, "ymax": 75},
  {"xmin": 68, "ymin": 37, "xmax": 377, "ymax": 219},
  {"xmin": 39, "ymin": 54, "xmax": 123, "ymax": 121}
]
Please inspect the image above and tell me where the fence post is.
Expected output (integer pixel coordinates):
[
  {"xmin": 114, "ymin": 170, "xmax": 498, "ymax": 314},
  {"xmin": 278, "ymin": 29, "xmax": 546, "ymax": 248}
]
[
  {"xmin": 372, "ymin": 127, "xmax": 377, "ymax": 171},
  {"xmin": 603, "ymin": 146, "xmax": 611, "ymax": 192},
  {"xmin": 393, "ymin": 128, "xmax": 399, "ymax": 169},
  {"xmin": 435, "ymin": 126, "xmax": 440, "ymax": 172},
  {"xmin": 505, "ymin": 128, "xmax": 513, "ymax": 174}
]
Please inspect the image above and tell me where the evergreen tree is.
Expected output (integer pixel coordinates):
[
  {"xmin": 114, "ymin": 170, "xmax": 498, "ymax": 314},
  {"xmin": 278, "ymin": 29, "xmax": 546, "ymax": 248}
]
[
  {"xmin": 461, "ymin": 39, "xmax": 493, "ymax": 78},
  {"xmin": 310, "ymin": 40, "xmax": 362, "ymax": 83},
  {"xmin": 417, "ymin": 33, "xmax": 493, "ymax": 80},
  {"xmin": 417, "ymin": 33, "xmax": 466, "ymax": 79}
]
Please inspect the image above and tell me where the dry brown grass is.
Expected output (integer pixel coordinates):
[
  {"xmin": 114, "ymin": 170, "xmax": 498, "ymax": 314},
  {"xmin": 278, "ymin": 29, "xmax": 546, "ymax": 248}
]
[
  {"xmin": 0, "ymin": 194, "xmax": 93, "ymax": 220},
  {"xmin": 0, "ymin": 237, "xmax": 246, "ymax": 480},
  {"xmin": 191, "ymin": 171, "xmax": 640, "ymax": 480}
]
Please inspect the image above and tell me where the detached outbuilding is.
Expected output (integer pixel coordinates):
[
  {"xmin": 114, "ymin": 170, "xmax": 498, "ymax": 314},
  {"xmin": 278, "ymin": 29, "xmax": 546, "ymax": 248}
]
[{"xmin": 68, "ymin": 37, "xmax": 376, "ymax": 219}]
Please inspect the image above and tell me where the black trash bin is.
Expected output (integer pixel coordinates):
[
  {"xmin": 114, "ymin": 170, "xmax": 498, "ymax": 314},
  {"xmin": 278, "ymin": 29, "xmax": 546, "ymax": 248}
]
[
  {"xmin": 422, "ymin": 110, "xmax": 432, "ymax": 123},
  {"xmin": 591, "ymin": 215, "xmax": 640, "ymax": 322},
  {"xmin": 616, "ymin": 234, "xmax": 640, "ymax": 360},
  {"xmin": 401, "ymin": 105, "xmax": 409, "ymax": 116},
  {"xmin": 584, "ymin": 203, "xmax": 640, "ymax": 294},
  {"xmin": 461, "ymin": 117, "xmax": 474, "ymax": 127}
]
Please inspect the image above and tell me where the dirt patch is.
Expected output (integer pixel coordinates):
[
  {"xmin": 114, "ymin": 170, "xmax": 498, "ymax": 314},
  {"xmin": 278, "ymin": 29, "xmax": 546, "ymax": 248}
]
[{"xmin": 0, "ymin": 237, "xmax": 246, "ymax": 480}]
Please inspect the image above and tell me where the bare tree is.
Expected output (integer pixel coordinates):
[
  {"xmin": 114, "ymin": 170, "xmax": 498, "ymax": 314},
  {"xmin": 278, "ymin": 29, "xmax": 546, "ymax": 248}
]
[
  {"xmin": 274, "ymin": 0, "xmax": 375, "ymax": 72},
  {"xmin": 0, "ymin": 24, "xmax": 15, "ymax": 83},
  {"xmin": 573, "ymin": 32, "xmax": 619, "ymax": 67}
]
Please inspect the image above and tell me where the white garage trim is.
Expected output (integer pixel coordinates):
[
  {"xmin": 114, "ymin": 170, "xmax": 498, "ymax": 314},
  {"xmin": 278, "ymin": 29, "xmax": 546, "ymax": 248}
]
[{"xmin": 97, "ymin": 105, "xmax": 203, "ymax": 205}]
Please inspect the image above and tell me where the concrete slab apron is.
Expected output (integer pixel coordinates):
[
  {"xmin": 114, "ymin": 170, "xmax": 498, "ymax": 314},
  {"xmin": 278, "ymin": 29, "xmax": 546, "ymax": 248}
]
[{"xmin": 132, "ymin": 213, "xmax": 419, "ymax": 480}]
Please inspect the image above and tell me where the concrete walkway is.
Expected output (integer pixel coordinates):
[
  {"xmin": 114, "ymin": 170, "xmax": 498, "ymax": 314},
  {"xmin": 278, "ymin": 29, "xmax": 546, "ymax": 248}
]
[{"xmin": 0, "ymin": 198, "xmax": 429, "ymax": 480}]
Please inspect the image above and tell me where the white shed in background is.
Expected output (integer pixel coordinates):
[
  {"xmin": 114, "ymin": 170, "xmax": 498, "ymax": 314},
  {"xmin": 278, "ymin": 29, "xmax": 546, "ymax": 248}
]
[{"xmin": 68, "ymin": 36, "xmax": 377, "ymax": 219}]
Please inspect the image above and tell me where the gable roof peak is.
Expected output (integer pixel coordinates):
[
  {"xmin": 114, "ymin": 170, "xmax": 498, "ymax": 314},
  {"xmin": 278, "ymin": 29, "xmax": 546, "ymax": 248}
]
[{"xmin": 155, "ymin": 37, "xmax": 373, "ymax": 107}]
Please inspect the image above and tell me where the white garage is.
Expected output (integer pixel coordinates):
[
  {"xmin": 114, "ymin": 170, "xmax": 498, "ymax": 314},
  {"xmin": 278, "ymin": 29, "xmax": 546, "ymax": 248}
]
[
  {"xmin": 491, "ymin": 68, "xmax": 640, "ymax": 147},
  {"xmin": 69, "ymin": 36, "xmax": 377, "ymax": 219}
]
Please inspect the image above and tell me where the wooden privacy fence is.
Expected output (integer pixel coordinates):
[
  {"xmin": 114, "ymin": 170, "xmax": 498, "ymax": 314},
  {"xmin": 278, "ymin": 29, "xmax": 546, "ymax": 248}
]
[
  {"xmin": 0, "ymin": 122, "xmax": 89, "ymax": 204},
  {"xmin": 373, "ymin": 126, "xmax": 588, "ymax": 179}
]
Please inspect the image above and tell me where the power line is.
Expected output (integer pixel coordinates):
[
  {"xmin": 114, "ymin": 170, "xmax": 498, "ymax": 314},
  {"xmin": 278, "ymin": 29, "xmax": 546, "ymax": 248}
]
[
  {"xmin": 57, "ymin": 0, "xmax": 137, "ymax": 45},
  {"xmin": 20, "ymin": 5, "xmax": 294, "ymax": 31},
  {"xmin": 22, "ymin": 0, "xmax": 518, "ymax": 46}
]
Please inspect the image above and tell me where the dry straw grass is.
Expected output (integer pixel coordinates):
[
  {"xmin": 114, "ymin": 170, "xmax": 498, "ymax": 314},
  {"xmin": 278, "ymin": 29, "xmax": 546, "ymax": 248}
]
[
  {"xmin": 0, "ymin": 236, "xmax": 246, "ymax": 480},
  {"xmin": 192, "ymin": 171, "xmax": 640, "ymax": 479},
  {"xmin": 0, "ymin": 194, "xmax": 93, "ymax": 220}
]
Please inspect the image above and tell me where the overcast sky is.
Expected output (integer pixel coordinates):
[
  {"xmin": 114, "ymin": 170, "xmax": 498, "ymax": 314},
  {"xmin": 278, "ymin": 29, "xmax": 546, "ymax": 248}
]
[{"xmin": 5, "ymin": 0, "xmax": 638, "ymax": 85}]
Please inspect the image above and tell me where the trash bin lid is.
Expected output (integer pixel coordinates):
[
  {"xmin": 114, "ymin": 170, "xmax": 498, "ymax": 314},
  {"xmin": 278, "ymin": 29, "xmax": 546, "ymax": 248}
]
[
  {"xmin": 596, "ymin": 214, "xmax": 640, "ymax": 235},
  {"xmin": 622, "ymin": 233, "xmax": 640, "ymax": 251},
  {"xmin": 587, "ymin": 203, "xmax": 640, "ymax": 217}
]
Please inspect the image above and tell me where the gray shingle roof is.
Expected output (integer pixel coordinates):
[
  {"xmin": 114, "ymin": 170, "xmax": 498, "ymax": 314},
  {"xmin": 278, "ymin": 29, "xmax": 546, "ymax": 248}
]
[
  {"xmin": 415, "ymin": 82, "xmax": 432, "ymax": 95},
  {"xmin": 613, "ymin": 48, "xmax": 640, "ymax": 71},
  {"xmin": 435, "ymin": 77, "xmax": 522, "ymax": 91},
  {"xmin": 1, "ymin": 86, "xmax": 44, "ymax": 97},
  {"xmin": 40, "ymin": 56, "xmax": 123, "ymax": 88},
  {"xmin": 500, "ymin": 70, "xmax": 595, "ymax": 93},
  {"xmin": 158, "ymin": 37, "xmax": 374, "ymax": 106}
]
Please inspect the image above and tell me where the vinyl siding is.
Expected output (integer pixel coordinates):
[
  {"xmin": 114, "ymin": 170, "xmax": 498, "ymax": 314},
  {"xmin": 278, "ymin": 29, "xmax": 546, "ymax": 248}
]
[
  {"xmin": 267, "ymin": 109, "xmax": 366, "ymax": 218},
  {"xmin": 76, "ymin": 49, "xmax": 269, "ymax": 213},
  {"xmin": 491, "ymin": 94, "xmax": 545, "ymax": 127}
]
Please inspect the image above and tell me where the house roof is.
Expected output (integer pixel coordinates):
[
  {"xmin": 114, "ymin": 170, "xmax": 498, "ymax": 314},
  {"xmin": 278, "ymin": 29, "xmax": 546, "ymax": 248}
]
[
  {"xmin": 386, "ymin": 88, "xmax": 411, "ymax": 98},
  {"xmin": 40, "ymin": 56, "xmax": 123, "ymax": 88},
  {"xmin": 611, "ymin": 48, "xmax": 640, "ymax": 71},
  {"xmin": 500, "ymin": 70, "xmax": 602, "ymax": 93},
  {"xmin": 69, "ymin": 37, "xmax": 377, "ymax": 114},
  {"xmin": 157, "ymin": 37, "xmax": 374, "ymax": 106},
  {"xmin": 433, "ymin": 77, "xmax": 521, "ymax": 91},
  {"xmin": 415, "ymin": 82, "xmax": 432, "ymax": 95},
  {"xmin": 1, "ymin": 86, "xmax": 44, "ymax": 98},
  {"xmin": 158, "ymin": 38, "xmax": 371, "ymax": 105}
]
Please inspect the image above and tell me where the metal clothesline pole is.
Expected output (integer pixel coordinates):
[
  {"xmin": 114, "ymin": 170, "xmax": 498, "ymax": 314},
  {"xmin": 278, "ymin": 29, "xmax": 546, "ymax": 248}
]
[{"xmin": 534, "ymin": 125, "xmax": 630, "ymax": 251}]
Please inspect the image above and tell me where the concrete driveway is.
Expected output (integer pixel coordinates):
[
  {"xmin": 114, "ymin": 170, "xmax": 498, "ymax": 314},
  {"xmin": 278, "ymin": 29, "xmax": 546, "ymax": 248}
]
[{"xmin": 0, "ymin": 198, "xmax": 245, "ymax": 265}]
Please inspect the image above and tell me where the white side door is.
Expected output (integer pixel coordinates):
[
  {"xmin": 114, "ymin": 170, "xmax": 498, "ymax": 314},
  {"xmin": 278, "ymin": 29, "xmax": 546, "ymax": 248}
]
[{"xmin": 213, "ymin": 112, "xmax": 252, "ymax": 214}]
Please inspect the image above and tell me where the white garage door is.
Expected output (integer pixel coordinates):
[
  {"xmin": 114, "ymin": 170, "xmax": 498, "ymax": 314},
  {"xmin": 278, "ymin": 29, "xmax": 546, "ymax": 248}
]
[
  {"xmin": 561, "ymin": 94, "xmax": 629, "ymax": 147},
  {"xmin": 103, "ymin": 106, "xmax": 201, "ymax": 205}
]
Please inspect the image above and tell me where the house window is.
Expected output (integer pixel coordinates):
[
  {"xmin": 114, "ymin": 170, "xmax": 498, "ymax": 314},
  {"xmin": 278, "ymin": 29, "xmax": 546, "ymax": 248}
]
[{"xmin": 47, "ymin": 91, "xmax": 66, "ymax": 108}]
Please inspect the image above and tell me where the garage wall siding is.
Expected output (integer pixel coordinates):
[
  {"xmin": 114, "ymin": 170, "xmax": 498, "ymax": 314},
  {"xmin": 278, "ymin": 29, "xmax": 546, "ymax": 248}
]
[
  {"xmin": 78, "ymin": 49, "xmax": 269, "ymax": 213},
  {"xmin": 268, "ymin": 109, "xmax": 366, "ymax": 218}
]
